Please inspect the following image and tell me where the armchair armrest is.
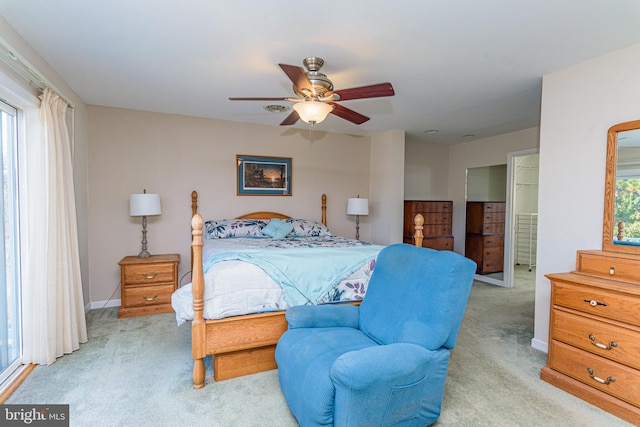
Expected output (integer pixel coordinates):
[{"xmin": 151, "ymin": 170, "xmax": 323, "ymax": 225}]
[
  {"xmin": 285, "ymin": 304, "xmax": 360, "ymax": 329},
  {"xmin": 330, "ymin": 343, "xmax": 449, "ymax": 389}
]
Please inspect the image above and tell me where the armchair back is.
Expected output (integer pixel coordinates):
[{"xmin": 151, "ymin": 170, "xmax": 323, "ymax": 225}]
[{"xmin": 360, "ymin": 244, "xmax": 476, "ymax": 350}]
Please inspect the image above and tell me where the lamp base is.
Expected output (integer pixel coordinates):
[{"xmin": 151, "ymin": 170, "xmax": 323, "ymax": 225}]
[
  {"xmin": 138, "ymin": 249, "xmax": 151, "ymax": 259},
  {"xmin": 138, "ymin": 215, "xmax": 151, "ymax": 258}
]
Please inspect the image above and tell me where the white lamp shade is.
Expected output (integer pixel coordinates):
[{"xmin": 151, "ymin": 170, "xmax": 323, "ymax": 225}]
[
  {"xmin": 347, "ymin": 198, "xmax": 369, "ymax": 216},
  {"xmin": 130, "ymin": 193, "xmax": 162, "ymax": 216},
  {"xmin": 293, "ymin": 100, "xmax": 333, "ymax": 124}
]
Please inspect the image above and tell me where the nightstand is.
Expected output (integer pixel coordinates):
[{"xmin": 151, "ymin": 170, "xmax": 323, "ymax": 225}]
[{"xmin": 118, "ymin": 254, "xmax": 180, "ymax": 318}]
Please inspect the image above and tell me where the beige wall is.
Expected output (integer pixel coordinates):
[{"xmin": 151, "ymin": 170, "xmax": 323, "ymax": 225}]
[
  {"xmin": 87, "ymin": 106, "xmax": 374, "ymax": 304},
  {"xmin": 448, "ymin": 127, "xmax": 540, "ymax": 256},
  {"xmin": 404, "ymin": 139, "xmax": 450, "ymax": 200},
  {"xmin": 370, "ymin": 130, "xmax": 406, "ymax": 246},
  {"xmin": 534, "ymin": 42, "xmax": 640, "ymax": 352}
]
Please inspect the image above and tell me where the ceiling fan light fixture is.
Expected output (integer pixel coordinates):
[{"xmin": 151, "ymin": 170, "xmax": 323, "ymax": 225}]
[{"xmin": 293, "ymin": 100, "xmax": 333, "ymax": 124}]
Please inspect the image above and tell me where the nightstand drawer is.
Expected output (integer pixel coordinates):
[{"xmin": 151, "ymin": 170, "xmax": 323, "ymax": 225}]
[
  {"xmin": 123, "ymin": 283, "xmax": 175, "ymax": 308},
  {"xmin": 123, "ymin": 262, "xmax": 176, "ymax": 285}
]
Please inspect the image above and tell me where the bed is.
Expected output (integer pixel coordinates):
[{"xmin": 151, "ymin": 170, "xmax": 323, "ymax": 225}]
[{"xmin": 179, "ymin": 191, "xmax": 426, "ymax": 388}]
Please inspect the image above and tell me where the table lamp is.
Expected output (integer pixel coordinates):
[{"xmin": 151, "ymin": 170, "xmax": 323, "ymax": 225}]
[
  {"xmin": 130, "ymin": 189, "xmax": 161, "ymax": 258},
  {"xmin": 347, "ymin": 195, "xmax": 369, "ymax": 240}
]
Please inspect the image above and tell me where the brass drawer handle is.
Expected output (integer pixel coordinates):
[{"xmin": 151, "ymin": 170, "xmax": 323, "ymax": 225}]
[
  {"xmin": 589, "ymin": 334, "xmax": 617, "ymax": 350},
  {"xmin": 583, "ymin": 299, "xmax": 607, "ymax": 307},
  {"xmin": 587, "ymin": 367, "xmax": 615, "ymax": 385},
  {"xmin": 142, "ymin": 294, "xmax": 158, "ymax": 301},
  {"xmin": 141, "ymin": 272, "xmax": 159, "ymax": 279}
]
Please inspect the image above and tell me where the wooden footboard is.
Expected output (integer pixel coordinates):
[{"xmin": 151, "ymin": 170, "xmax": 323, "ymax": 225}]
[{"xmin": 189, "ymin": 191, "xmax": 424, "ymax": 388}]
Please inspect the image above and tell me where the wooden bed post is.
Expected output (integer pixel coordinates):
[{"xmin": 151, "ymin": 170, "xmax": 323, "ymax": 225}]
[
  {"xmin": 414, "ymin": 213, "xmax": 424, "ymax": 248},
  {"xmin": 191, "ymin": 213, "xmax": 206, "ymax": 389},
  {"xmin": 191, "ymin": 190, "xmax": 198, "ymax": 216},
  {"xmin": 191, "ymin": 191, "xmax": 198, "ymax": 273},
  {"xmin": 321, "ymin": 193, "xmax": 327, "ymax": 226}
]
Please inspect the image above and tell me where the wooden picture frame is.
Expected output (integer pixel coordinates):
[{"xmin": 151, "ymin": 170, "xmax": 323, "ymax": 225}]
[{"xmin": 236, "ymin": 154, "xmax": 292, "ymax": 196}]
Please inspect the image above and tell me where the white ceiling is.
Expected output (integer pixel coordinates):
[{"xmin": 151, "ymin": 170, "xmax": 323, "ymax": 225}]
[{"xmin": 1, "ymin": 0, "xmax": 640, "ymax": 144}]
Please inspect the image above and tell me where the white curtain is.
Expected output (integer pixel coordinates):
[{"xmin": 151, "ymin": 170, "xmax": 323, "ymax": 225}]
[{"xmin": 22, "ymin": 88, "xmax": 87, "ymax": 365}]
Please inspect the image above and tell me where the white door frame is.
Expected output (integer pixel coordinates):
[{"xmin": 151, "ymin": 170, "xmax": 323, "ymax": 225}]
[{"xmin": 505, "ymin": 148, "xmax": 539, "ymax": 288}]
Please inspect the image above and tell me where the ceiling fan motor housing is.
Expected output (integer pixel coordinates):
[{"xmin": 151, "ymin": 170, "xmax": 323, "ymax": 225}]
[{"xmin": 294, "ymin": 56, "xmax": 334, "ymax": 98}]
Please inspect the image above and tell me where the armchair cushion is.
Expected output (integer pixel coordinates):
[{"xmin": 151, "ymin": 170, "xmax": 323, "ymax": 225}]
[{"xmin": 285, "ymin": 304, "xmax": 360, "ymax": 329}]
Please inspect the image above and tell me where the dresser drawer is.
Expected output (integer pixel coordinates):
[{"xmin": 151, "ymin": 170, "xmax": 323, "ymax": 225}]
[
  {"xmin": 552, "ymin": 280, "xmax": 640, "ymax": 325},
  {"xmin": 123, "ymin": 283, "xmax": 175, "ymax": 308},
  {"xmin": 423, "ymin": 212, "xmax": 452, "ymax": 225},
  {"xmin": 423, "ymin": 236, "xmax": 454, "ymax": 251},
  {"xmin": 549, "ymin": 340, "xmax": 640, "ymax": 407},
  {"xmin": 123, "ymin": 262, "xmax": 176, "ymax": 285},
  {"xmin": 481, "ymin": 258, "xmax": 503, "ymax": 273},
  {"xmin": 423, "ymin": 223, "xmax": 452, "ymax": 236},
  {"xmin": 552, "ymin": 309, "xmax": 640, "ymax": 369},
  {"xmin": 405, "ymin": 201, "xmax": 452, "ymax": 213},
  {"xmin": 424, "ymin": 201, "xmax": 452, "ymax": 212},
  {"xmin": 483, "ymin": 246, "xmax": 503, "ymax": 261},
  {"xmin": 576, "ymin": 250, "xmax": 640, "ymax": 283},
  {"xmin": 479, "ymin": 202, "xmax": 506, "ymax": 214},
  {"xmin": 483, "ymin": 235, "xmax": 504, "ymax": 248},
  {"xmin": 465, "ymin": 202, "xmax": 505, "ymax": 235}
]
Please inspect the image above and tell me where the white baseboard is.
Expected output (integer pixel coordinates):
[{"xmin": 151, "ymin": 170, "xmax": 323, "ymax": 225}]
[
  {"xmin": 89, "ymin": 299, "xmax": 121, "ymax": 310},
  {"xmin": 531, "ymin": 337, "xmax": 548, "ymax": 353}
]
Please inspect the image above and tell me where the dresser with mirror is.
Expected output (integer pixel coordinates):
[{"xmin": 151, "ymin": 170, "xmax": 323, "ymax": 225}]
[{"xmin": 541, "ymin": 120, "xmax": 640, "ymax": 424}]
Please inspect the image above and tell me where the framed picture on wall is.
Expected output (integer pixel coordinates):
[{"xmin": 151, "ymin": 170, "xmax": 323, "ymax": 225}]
[{"xmin": 236, "ymin": 154, "xmax": 292, "ymax": 196}]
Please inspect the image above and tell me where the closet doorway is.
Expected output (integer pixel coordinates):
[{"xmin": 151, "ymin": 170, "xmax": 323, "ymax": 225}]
[
  {"xmin": 465, "ymin": 150, "xmax": 539, "ymax": 288},
  {"xmin": 504, "ymin": 150, "xmax": 539, "ymax": 288}
]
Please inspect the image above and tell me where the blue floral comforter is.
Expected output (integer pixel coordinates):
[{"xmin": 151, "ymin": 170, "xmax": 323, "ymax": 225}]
[
  {"xmin": 203, "ymin": 244, "xmax": 384, "ymax": 306},
  {"xmin": 172, "ymin": 235, "xmax": 384, "ymax": 323}
]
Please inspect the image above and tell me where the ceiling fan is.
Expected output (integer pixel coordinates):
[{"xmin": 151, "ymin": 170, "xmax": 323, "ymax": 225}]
[{"xmin": 229, "ymin": 57, "xmax": 395, "ymax": 126}]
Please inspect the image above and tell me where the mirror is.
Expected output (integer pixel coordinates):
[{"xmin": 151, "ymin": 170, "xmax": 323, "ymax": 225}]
[
  {"xmin": 465, "ymin": 164, "xmax": 507, "ymax": 285},
  {"xmin": 602, "ymin": 120, "xmax": 640, "ymax": 254}
]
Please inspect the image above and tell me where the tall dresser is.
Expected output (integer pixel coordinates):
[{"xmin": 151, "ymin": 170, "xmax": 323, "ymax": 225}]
[
  {"xmin": 464, "ymin": 201, "xmax": 505, "ymax": 274},
  {"xmin": 403, "ymin": 200, "xmax": 453, "ymax": 250},
  {"xmin": 542, "ymin": 250, "xmax": 640, "ymax": 425}
]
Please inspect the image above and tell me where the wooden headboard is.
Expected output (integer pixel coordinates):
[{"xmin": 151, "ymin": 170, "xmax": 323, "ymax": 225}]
[{"xmin": 190, "ymin": 191, "xmax": 328, "ymax": 226}]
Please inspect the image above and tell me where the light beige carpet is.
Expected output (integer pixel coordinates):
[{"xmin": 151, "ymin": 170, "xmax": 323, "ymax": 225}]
[{"xmin": 5, "ymin": 266, "xmax": 634, "ymax": 426}]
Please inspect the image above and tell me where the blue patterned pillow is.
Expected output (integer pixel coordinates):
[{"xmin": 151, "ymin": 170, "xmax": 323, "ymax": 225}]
[
  {"xmin": 261, "ymin": 218, "xmax": 294, "ymax": 238},
  {"xmin": 284, "ymin": 219, "xmax": 333, "ymax": 237},
  {"xmin": 204, "ymin": 219, "xmax": 267, "ymax": 239}
]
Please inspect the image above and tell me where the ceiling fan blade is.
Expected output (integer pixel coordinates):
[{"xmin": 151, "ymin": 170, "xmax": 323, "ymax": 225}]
[
  {"xmin": 329, "ymin": 103, "xmax": 370, "ymax": 125},
  {"xmin": 280, "ymin": 110, "xmax": 300, "ymax": 126},
  {"xmin": 229, "ymin": 97, "xmax": 292, "ymax": 101},
  {"xmin": 328, "ymin": 82, "xmax": 395, "ymax": 101},
  {"xmin": 279, "ymin": 63, "xmax": 312, "ymax": 91}
]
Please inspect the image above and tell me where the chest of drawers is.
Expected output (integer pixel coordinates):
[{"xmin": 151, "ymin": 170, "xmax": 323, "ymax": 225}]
[
  {"xmin": 403, "ymin": 200, "xmax": 453, "ymax": 250},
  {"xmin": 464, "ymin": 201, "xmax": 505, "ymax": 274},
  {"xmin": 542, "ymin": 250, "xmax": 640, "ymax": 425},
  {"xmin": 118, "ymin": 254, "xmax": 180, "ymax": 318}
]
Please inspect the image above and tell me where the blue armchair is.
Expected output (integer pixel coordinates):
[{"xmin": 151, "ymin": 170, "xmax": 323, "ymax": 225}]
[{"xmin": 275, "ymin": 243, "xmax": 476, "ymax": 427}]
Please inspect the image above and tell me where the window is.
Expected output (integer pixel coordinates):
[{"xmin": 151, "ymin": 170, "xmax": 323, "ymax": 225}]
[{"xmin": 0, "ymin": 99, "xmax": 20, "ymax": 384}]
